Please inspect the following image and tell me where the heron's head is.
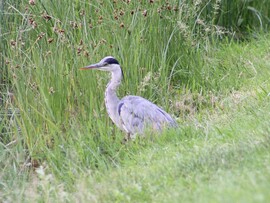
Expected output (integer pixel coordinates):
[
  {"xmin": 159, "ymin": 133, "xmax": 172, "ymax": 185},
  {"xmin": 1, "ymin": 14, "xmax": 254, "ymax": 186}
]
[{"xmin": 81, "ymin": 56, "xmax": 121, "ymax": 72}]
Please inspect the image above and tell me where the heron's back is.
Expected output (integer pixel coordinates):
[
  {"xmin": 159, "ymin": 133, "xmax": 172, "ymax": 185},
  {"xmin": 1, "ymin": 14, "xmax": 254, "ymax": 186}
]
[{"xmin": 117, "ymin": 95, "xmax": 177, "ymax": 135}]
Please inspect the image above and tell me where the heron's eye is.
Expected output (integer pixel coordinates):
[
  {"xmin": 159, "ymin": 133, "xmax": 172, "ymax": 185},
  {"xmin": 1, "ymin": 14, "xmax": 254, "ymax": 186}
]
[{"xmin": 104, "ymin": 62, "xmax": 109, "ymax": 66}]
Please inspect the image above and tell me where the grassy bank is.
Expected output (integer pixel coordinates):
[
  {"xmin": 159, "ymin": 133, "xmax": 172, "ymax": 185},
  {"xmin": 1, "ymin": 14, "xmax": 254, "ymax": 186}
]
[
  {"xmin": 1, "ymin": 0, "xmax": 270, "ymax": 202},
  {"xmin": 2, "ymin": 35, "xmax": 269, "ymax": 201}
]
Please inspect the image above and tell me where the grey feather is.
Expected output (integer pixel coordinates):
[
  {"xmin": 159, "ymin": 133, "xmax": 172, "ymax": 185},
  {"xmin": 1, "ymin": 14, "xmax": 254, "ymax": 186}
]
[{"xmin": 118, "ymin": 96, "xmax": 177, "ymax": 135}]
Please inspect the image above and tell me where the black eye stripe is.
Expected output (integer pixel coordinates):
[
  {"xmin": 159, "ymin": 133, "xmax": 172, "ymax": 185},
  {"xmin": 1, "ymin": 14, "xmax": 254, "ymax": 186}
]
[{"xmin": 104, "ymin": 58, "xmax": 119, "ymax": 65}]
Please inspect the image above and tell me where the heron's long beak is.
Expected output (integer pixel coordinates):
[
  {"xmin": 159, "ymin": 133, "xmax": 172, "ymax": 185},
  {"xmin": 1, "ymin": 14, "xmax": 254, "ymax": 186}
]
[{"xmin": 80, "ymin": 63, "xmax": 100, "ymax": 70}]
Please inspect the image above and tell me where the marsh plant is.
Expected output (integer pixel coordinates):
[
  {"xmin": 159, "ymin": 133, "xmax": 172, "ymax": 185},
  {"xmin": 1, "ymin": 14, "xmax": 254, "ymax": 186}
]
[{"xmin": 0, "ymin": 0, "xmax": 270, "ymax": 202}]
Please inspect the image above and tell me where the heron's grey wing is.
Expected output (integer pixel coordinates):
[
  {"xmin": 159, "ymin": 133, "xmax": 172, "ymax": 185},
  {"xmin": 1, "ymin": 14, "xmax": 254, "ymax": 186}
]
[{"xmin": 117, "ymin": 96, "xmax": 177, "ymax": 135}]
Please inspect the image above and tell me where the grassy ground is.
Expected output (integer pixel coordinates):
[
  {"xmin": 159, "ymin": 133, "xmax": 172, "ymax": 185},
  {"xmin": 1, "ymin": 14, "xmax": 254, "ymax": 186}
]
[{"xmin": 1, "ymin": 0, "xmax": 270, "ymax": 202}]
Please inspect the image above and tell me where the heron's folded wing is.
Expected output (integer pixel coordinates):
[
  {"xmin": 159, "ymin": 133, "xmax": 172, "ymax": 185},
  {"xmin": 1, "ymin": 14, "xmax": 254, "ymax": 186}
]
[{"xmin": 118, "ymin": 96, "xmax": 176, "ymax": 134}]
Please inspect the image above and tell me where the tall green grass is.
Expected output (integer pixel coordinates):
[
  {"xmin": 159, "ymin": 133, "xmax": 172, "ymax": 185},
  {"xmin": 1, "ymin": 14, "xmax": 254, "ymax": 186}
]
[{"xmin": 0, "ymin": 0, "xmax": 270, "ymax": 201}]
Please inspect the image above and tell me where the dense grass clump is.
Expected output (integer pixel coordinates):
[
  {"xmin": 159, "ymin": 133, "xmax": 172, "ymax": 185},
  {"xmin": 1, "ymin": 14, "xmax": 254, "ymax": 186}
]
[{"xmin": 0, "ymin": 0, "xmax": 270, "ymax": 202}]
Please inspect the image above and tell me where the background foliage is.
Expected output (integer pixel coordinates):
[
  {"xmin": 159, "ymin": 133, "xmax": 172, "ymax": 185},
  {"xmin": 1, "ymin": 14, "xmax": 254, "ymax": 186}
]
[{"xmin": 0, "ymin": 0, "xmax": 270, "ymax": 202}]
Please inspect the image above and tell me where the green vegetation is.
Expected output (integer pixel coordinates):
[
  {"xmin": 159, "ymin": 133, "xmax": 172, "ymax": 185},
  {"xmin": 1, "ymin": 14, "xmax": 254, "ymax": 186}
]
[{"xmin": 1, "ymin": 0, "xmax": 270, "ymax": 202}]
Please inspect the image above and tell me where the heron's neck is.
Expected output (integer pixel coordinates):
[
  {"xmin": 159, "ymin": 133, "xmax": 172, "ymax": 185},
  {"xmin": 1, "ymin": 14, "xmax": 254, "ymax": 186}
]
[
  {"xmin": 106, "ymin": 70, "xmax": 122, "ymax": 93},
  {"xmin": 104, "ymin": 69, "xmax": 122, "ymax": 126}
]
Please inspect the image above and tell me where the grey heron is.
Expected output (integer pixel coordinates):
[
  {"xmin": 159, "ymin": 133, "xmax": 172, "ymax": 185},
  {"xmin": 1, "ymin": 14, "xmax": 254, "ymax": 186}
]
[{"xmin": 81, "ymin": 56, "xmax": 177, "ymax": 140}]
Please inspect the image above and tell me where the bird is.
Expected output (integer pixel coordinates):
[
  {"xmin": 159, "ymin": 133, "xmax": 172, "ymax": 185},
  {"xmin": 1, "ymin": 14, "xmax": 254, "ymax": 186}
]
[{"xmin": 80, "ymin": 56, "xmax": 177, "ymax": 140}]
